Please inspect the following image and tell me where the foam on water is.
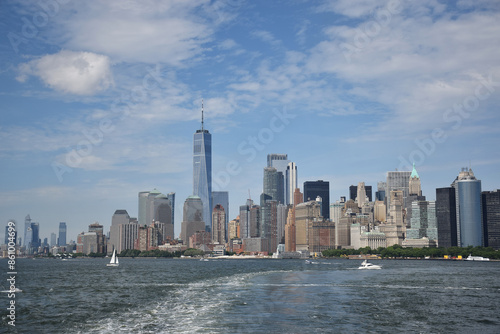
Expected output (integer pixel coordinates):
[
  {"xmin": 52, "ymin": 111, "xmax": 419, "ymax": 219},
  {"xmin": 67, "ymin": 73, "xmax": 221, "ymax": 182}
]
[{"xmin": 80, "ymin": 269, "xmax": 293, "ymax": 333}]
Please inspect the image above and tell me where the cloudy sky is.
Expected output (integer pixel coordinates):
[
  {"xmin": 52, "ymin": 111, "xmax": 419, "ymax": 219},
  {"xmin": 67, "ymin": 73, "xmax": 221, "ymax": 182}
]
[{"xmin": 1, "ymin": 0, "xmax": 499, "ymax": 242}]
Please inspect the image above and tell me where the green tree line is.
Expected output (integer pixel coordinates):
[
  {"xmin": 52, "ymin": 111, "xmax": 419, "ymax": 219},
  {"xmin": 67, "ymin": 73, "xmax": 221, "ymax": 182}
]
[
  {"xmin": 119, "ymin": 249, "xmax": 182, "ymax": 258},
  {"xmin": 322, "ymin": 245, "xmax": 500, "ymax": 259}
]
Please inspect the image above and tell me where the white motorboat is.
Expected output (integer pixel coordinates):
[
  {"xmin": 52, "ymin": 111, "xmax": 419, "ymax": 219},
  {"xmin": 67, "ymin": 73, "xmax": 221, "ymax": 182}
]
[
  {"xmin": 106, "ymin": 249, "xmax": 119, "ymax": 267},
  {"xmin": 465, "ymin": 254, "xmax": 490, "ymax": 261},
  {"xmin": 358, "ymin": 259, "xmax": 381, "ymax": 270}
]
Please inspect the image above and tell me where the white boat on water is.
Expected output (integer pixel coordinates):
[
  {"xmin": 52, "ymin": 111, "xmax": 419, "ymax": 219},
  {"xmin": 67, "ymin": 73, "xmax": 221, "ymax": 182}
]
[
  {"xmin": 106, "ymin": 249, "xmax": 119, "ymax": 267},
  {"xmin": 358, "ymin": 260, "xmax": 381, "ymax": 270},
  {"xmin": 465, "ymin": 254, "xmax": 490, "ymax": 261}
]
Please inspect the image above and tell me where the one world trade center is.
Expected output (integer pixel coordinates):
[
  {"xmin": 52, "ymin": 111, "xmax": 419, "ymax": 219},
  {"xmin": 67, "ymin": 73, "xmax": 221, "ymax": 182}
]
[{"xmin": 193, "ymin": 102, "xmax": 212, "ymax": 231}]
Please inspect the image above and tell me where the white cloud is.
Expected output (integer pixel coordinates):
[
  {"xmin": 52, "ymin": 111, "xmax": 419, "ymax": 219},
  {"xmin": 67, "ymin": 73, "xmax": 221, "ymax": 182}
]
[
  {"xmin": 304, "ymin": 4, "xmax": 500, "ymax": 140},
  {"xmin": 316, "ymin": 0, "xmax": 381, "ymax": 18},
  {"xmin": 251, "ymin": 30, "xmax": 281, "ymax": 47},
  {"xmin": 17, "ymin": 50, "xmax": 113, "ymax": 95},
  {"xmin": 46, "ymin": 0, "xmax": 227, "ymax": 65}
]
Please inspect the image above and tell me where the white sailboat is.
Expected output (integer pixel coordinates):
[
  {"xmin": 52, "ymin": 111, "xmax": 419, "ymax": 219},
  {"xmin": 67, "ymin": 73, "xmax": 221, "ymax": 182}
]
[{"xmin": 106, "ymin": 249, "xmax": 119, "ymax": 267}]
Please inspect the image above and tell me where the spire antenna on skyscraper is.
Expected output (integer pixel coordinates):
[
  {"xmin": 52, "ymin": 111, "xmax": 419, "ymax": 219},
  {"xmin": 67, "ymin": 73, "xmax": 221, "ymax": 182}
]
[{"xmin": 201, "ymin": 98, "xmax": 204, "ymax": 131}]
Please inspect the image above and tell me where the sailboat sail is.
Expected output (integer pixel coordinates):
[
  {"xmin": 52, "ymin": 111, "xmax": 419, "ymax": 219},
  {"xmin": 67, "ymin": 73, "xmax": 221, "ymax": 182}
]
[{"xmin": 107, "ymin": 249, "xmax": 119, "ymax": 266}]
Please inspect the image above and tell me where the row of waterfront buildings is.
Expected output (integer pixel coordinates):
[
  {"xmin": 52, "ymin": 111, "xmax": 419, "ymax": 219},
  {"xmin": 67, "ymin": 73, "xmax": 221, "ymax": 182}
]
[{"xmin": 2, "ymin": 109, "xmax": 499, "ymax": 257}]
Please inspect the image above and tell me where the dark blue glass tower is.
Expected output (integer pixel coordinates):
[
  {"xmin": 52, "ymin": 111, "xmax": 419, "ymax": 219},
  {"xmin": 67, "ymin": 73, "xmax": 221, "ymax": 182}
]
[
  {"xmin": 58, "ymin": 222, "xmax": 67, "ymax": 246},
  {"xmin": 193, "ymin": 104, "xmax": 212, "ymax": 229}
]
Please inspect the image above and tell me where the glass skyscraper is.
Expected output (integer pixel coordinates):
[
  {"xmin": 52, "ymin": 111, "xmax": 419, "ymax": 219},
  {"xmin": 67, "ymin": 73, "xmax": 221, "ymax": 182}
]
[
  {"xmin": 452, "ymin": 168, "xmax": 482, "ymax": 247},
  {"xmin": 58, "ymin": 222, "xmax": 67, "ymax": 246},
  {"xmin": 436, "ymin": 187, "xmax": 457, "ymax": 247},
  {"xmin": 193, "ymin": 110, "xmax": 212, "ymax": 230},
  {"xmin": 482, "ymin": 190, "xmax": 500, "ymax": 249},
  {"xmin": 303, "ymin": 180, "xmax": 330, "ymax": 219}
]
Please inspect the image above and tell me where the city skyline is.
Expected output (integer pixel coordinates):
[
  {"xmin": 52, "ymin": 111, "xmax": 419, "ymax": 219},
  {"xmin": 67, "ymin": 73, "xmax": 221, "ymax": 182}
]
[{"xmin": 1, "ymin": 1, "xmax": 500, "ymax": 241}]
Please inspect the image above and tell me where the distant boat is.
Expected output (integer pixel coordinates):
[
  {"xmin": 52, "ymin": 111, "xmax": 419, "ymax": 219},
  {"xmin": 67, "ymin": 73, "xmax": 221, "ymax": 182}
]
[
  {"xmin": 465, "ymin": 254, "xmax": 490, "ymax": 261},
  {"xmin": 358, "ymin": 259, "xmax": 381, "ymax": 270},
  {"xmin": 106, "ymin": 249, "xmax": 119, "ymax": 267}
]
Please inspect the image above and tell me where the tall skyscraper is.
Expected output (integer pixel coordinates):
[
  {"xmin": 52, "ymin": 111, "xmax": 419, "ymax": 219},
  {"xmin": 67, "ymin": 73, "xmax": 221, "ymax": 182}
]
[
  {"xmin": 268, "ymin": 154, "xmax": 289, "ymax": 204},
  {"xmin": 58, "ymin": 222, "xmax": 67, "ymax": 246},
  {"xmin": 50, "ymin": 232, "xmax": 57, "ymax": 247},
  {"xmin": 25, "ymin": 226, "xmax": 33, "ymax": 251},
  {"xmin": 262, "ymin": 167, "xmax": 280, "ymax": 203},
  {"xmin": 249, "ymin": 204, "xmax": 261, "ymax": 238},
  {"xmin": 88, "ymin": 222, "xmax": 106, "ymax": 254},
  {"xmin": 193, "ymin": 103, "xmax": 212, "ymax": 230},
  {"xmin": 284, "ymin": 188, "xmax": 304, "ymax": 252},
  {"xmin": 153, "ymin": 193, "xmax": 174, "ymax": 241},
  {"xmin": 109, "ymin": 210, "xmax": 131, "ymax": 253},
  {"xmin": 380, "ymin": 190, "xmax": 405, "ymax": 246},
  {"xmin": 386, "ymin": 170, "xmax": 411, "ymax": 213},
  {"xmin": 31, "ymin": 222, "xmax": 40, "ymax": 249},
  {"xmin": 406, "ymin": 201, "xmax": 437, "ymax": 241},
  {"xmin": 482, "ymin": 190, "xmax": 500, "ymax": 249},
  {"xmin": 138, "ymin": 189, "xmax": 161, "ymax": 225},
  {"xmin": 286, "ymin": 162, "xmax": 298, "ymax": 205},
  {"xmin": 452, "ymin": 168, "xmax": 482, "ymax": 247},
  {"xmin": 180, "ymin": 196, "xmax": 205, "ymax": 243},
  {"xmin": 330, "ymin": 197, "xmax": 346, "ymax": 224},
  {"xmin": 303, "ymin": 180, "xmax": 330, "ymax": 219},
  {"xmin": 212, "ymin": 191, "xmax": 229, "ymax": 237},
  {"xmin": 118, "ymin": 220, "xmax": 139, "ymax": 253},
  {"xmin": 167, "ymin": 192, "xmax": 176, "ymax": 229},
  {"xmin": 138, "ymin": 189, "xmax": 174, "ymax": 240},
  {"xmin": 409, "ymin": 163, "xmax": 422, "ymax": 196},
  {"xmin": 406, "ymin": 164, "xmax": 426, "ymax": 227},
  {"xmin": 23, "ymin": 214, "xmax": 31, "ymax": 247},
  {"xmin": 239, "ymin": 199, "xmax": 253, "ymax": 239},
  {"xmin": 436, "ymin": 187, "xmax": 458, "ymax": 248},
  {"xmin": 211, "ymin": 204, "xmax": 226, "ymax": 244},
  {"xmin": 295, "ymin": 199, "xmax": 322, "ymax": 251},
  {"xmin": 357, "ymin": 182, "xmax": 367, "ymax": 207}
]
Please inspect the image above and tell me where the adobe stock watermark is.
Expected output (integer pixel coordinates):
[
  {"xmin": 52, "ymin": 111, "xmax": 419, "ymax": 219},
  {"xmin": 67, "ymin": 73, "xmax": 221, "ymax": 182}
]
[
  {"xmin": 51, "ymin": 64, "xmax": 164, "ymax": 182},
  {"xmin": 7, "ymin": 0, "xmax": 71, "ymax": 54},
  {"xmin": 340, "ymin": 0, "xmax": 405, "ymax": 63},
  {"xmin": 212, "ymin": 107, "xmax": 296, "ymax": 191},
  {"xmin": 398, "ymin": 70, "xmax": 500, "ymax": 171}
]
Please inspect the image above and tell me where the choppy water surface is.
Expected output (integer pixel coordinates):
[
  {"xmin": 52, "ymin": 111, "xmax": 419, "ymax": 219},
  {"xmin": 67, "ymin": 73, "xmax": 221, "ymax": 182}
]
[{"xmin": 1, "ymin": 258, "xmax": 499, "ymax": 333}]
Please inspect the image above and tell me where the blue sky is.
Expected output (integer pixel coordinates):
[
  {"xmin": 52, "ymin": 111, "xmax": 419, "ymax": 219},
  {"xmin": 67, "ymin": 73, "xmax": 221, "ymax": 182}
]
[{"xmin": 1, "ymin": 0, "xmax": 500, "ymax": 242}]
